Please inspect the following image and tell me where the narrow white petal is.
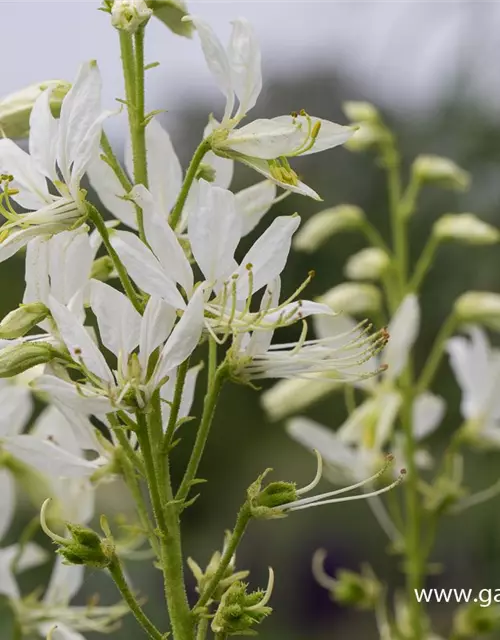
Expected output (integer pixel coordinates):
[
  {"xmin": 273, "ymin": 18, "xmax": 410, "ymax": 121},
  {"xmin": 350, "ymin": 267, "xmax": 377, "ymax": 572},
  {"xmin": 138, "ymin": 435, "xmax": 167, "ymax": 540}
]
[
  {"xmin": 133, "ymin": 185, "xmax": 193, "ymax": 294},
  {"xmin": 0, "ymin": 470, "xmax": 15, "ymax": 541},
  {"xmin": 48, "ymin": 229, "xmax": 93, "ymax": 306},
  {"xmin": 90, "ymin": 280, "xmax": 141, "ymax": 358},
  {"xmin": 23, "ymin": 236, "xmax": 50, "ymax": 305},
  {"xmin": 32, "ymin": 405, "xmax": 87, "ymax": 456},
  {"xmin": 44, "ymin": 558, "xmax": 84, "ymax": 605},
  {"xmin": 139, "ymin": 295, "xmax": 176, "ymax": 371},
  {"xmin": 29, "ymin": 88, "xmax": 59, "ymax": 182},
  {"xmin": 188, "ymin": 180, "xmax": 242, "ymax": 283},
  {"xmin": 235, "ymin": 180, "xmax": 277, "ymax": 235},
  {"xmin": 145, "ymin": 119, "xmax": 183, "ymax": 215},
  {"xmin": 49, "ymin": 296, "xmax": 113, "ymax": 383},
  {"xmin": 0, "ymin": 385, "xmax": 33, "ymax": 437},
  {"xmin": 224, "ymin": 118, "xmax": 304, "ymax": 159},
  {"xmin": 111, "ymin": 230, "xmax": 186, "ymax": 309},
  {"xmin": 385, "ymin": 294, "xmax": 420, "ymax": 380},
  {"xmin": 152, "ymin": 285, "xmax": 205, "ymax": 388},
  {"xmin": 413, "ymin": 392, "xmax": 445, "ymax": 440},
  {"xmin": 228, "ymin": 18, "xmax": 262, "ymax": 118},
  {"xmin": 87, "ymin": 153, "xmax": 137, "ymax": 229},
  {"xmin": 0, "ymin": 545, "xmax": 20, "ymax": 599},
  {"xmin": 0, "ymin": 138, "xmax": 50, "ymax": 209},
  {"xmin": 271, "ymin": 114, "xmax": 354, "ymax": 156},
  {"xmin": 235, "ymin": 215, "xmax": 300, "ymax": 298},
  {"xmin": 13, "ymin": 542, "xmax": 47, "ymax": 573},
  {"xmin": 189, "ymin": 15, "xmax": 235, "ymax": 120},
  {"xmin": 246, "ymin": 277, "xmax": 281, "ymax": 355},
  {"xmin": 40, "ymin": 623, "xmax": 86, "ymax": 640}
]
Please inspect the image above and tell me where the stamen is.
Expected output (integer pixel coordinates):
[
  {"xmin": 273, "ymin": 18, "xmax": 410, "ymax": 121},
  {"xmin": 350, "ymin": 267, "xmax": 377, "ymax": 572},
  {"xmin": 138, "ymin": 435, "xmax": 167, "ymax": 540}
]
[
  {"xmin": 312, "ymin": 549, "xmax": 337, "ymax": 590},
  {"xmin": 296, "ymin": 449, "xmax": 323, "ymax": 496},
  {"xmin": 40, "ymin": 498, "xmax": 70, "ymax": 546},
  {"xmin": 246, "ymin": 567, "xmax": 275, "ymax": 611}
]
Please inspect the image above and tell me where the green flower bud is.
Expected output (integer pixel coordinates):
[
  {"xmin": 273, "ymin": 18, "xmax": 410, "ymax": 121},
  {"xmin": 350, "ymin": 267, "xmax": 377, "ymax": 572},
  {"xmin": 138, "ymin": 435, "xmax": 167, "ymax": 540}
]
[
  {"xmin": 433, "ymin": 214, "xmax": 499, "ymax": 245},
  {"xmin": 293, "ymin": 205, "xmax": 365, "ymax": 252},
  {"xmin": 0, "ymin": 80, "xmax": 70, "ymax": 139},
  {"xmin": 149, "ymin": 0, "xmax": 193, "ymax": 37},
  {"xmin": 247, "ymin": 469, "xmax": 297, "ymax": 519},
  {"xmin": 413, "ymin": 155, "xmax": 470, "ymax": 191},
  {"xmin": 454, "ymin": 292, "xmax": 500, "ymax": 331},
  {"xmin": 331, "ymin": 566, "xmax": 382, "ymax": 610},
  {"xmin": 453, "ymin": 601, "xmax": 500, "ymax": 638},
  {"xmin": 188, "ymin": 544, "xmax": 250, "ymax": 604},
  {"xmin": 212, "ymin": 578, "xmax": 273, "ymax": 636},
  {"xmin": 0, "ymin": 303, "xmax": 49, "ymax": 339},
  {"xmin": 196, "ymin": 163, "xmax": 217, "ymax": 183},
  {"xmin": 111, "ymin": 0, "xmax": 153, "ymax": 33},
  {"xmin": 90, "ymin": 256, "xmax": 115, "ymax": 282},
  {"xmin": 0, "ymin": 342, "xmax": 60, "ymax": 378},
  {"xmin": 343, "ymin": 101, "xmax": 380, "ymax": 123},
  {"xmin": 344, "ymin": 248, "xmax": 390, "ymax": 281},
  {"xmin": 318, "ymin": 283, "xmax": 382, "ymax": 316}
]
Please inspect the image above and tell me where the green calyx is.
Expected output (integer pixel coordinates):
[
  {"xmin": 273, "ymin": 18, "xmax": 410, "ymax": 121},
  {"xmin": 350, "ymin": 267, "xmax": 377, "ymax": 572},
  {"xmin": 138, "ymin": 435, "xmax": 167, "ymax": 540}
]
[
  {"xmin": 211, "ymin": 581, "xmax": 272, "ymax": 636},
  {"xmin": 247, "ymin": 469, "xmax": 297, "ymax": 519},
  {"xmin": 58, "ymin": 524, "xmax": 115, "ymax": 569}
]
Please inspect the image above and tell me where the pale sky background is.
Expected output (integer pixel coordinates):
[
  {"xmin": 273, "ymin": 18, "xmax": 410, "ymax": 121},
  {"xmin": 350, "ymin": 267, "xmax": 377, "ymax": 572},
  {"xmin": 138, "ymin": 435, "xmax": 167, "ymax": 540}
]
[{"xmin": 3, "ymin": 1, "xmax": 500, "ymax": 139}]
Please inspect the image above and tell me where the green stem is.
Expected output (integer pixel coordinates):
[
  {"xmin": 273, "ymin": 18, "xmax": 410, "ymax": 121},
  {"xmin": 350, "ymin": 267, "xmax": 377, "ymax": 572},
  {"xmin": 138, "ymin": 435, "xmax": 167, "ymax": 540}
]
[
  {"xmin": 416, "ymin": 311, "xmax": 457, "ymax": 395},
  {"xmin": 163, "ymin": 359, "xmax": 190, "ymax": 452},
  {"xmin": 208, "ymin": 338, "xmax": 217, "ymax": 390},
  {"xmin": 195, "ymin": 618, "xmax": 209, "ymax": 640},
  {"xmin": 360, "ymin": 219, "xmax": 390, "ymax": 254},
  {"xmin": 408, "ymin": 235, "xmax": 440, "ymax": 293},
  {"xmin": 195, "ymin": 503, "xmax": 252, "ymax": 610},
  {"xmin": 136, "ymin": 413, "xmax": 193, "ymax": 640},
  {"xmin": 176, "ymin": 366, "xmax": 226, "ymax": 504},
  {"xmin": 87, "ymin": 203, "xmax": 143, "ymax": 313},
  {"xmin": 101, "ymin": 131, "xmax": 133, "ymax": 192},
  {"xmin": 169, "ymin": 138, "xmax": 212, "ymax": 230},
  {"xmin": 108, "ymin": 555, "xmax": 164, "ymax": 640}
]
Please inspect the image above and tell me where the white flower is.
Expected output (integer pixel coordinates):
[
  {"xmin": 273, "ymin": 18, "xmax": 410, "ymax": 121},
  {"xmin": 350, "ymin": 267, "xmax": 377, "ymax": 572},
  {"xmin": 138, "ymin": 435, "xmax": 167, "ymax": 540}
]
[
  {"xmin": 413, "ymin": 154, "xmax": 470, "ymax": 191},
  {"xmin": 111, "ymin": 0, "xmax": 152, "ymax": 33},
  {"xmin": 0, "ymin": 62, "xmax": 111, "ymax": 261},
  {"xmin": 293, "ymin": 205, "xmax": 365, "ymax": 252},
  {"xmin": 186, "ymin": 15, "xmax": 354, "ymax": 199},
  {"xmin": 344, "ymin": 247, "xmax": 390, "ymax": 282},
  {"xmin": 454, "ymin": 291, "xmax": 500, "ymax": 330},
  {"xmin": 447, "ymin": 326, "xmax": 500, "ymax": 447},
  {"xmin": 88, "ymin": 117, "xmax": 276, "ymax": 233},
  {"xmin": 319, "ymin": 282, "xmax": 382, "ymax": 316}
]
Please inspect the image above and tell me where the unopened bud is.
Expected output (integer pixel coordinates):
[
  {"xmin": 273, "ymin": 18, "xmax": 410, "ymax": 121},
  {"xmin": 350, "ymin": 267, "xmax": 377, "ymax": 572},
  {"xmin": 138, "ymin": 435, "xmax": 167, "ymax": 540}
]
[
  {"xmin": 318, "ymin": 283, "xmax": 382, "ymax": 316},
  {"xmin": 247, "ymin": 469, "xmax": 297, "ymax": 520},
  {"xmin": 261, "ymin": 376, "xmax": 341, "ymax": 421},
  {"xmin": 413, "ymin": 155, "xmax": 470, "ymax": 191},
  {"xmin": 196, "ymin": 162, "xmax": 217, "ymax": 183},
  {"xmin": 455, "ymin": 292, "xmax": 500, "ymax": 331},
  {"xmin": 0, "ymin": 342, "xmax": 59, "ymax": 378},
  {"xmin": 153, "ymin": 0, "xmax": 193, "ymax": 37},
  {"xmin": 0, "ymin": 303, "xmax": 49, "ymax": 339},
  {"xmin": 344, "ymin": 248, "xmax": 390, "ymax": 281},
  {"xmin": 453, "ymin": 601, "xmax": 500, "ymax": 638},
  {"xmin": 212, "ymin": 579, "xmax": 273, "ymax": 636},
  {"xmin": 90, "ymin": 256, "xmax": 115, "ymax": 282},
  {"xmin": 433, "ymin": 213, "xmax": 499, "ymax": 245},
  {"xmin": 111, "ymin": 0, "xmax": 152, "ymax": 32},
  {"xmin": 0, "ymin": 81, "xmax": 70, "ymax": 139},
  {"xmin": 294, "ymin": 205, "xmax": 365, "ymax": 252},
  {"xmin": 332, "ymin": 567, "xmax": 382, "ymax": 610},
  {"xmin": 344, "ymin": 122, "xmax": 384, "ymax": 152},
  {"xmin": 343, "ymin": 101, "xmax": 380, "ymax": 123}
]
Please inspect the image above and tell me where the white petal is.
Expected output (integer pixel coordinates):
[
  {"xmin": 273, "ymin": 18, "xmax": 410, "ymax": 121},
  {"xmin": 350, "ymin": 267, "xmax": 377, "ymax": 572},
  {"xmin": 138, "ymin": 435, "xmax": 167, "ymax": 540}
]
[
  {"xmin": 235, "ymin": 180, "xmax": 277, "ymax": 235},
  {"xmin": 29, "ymin": 88, "xmax": 59, "ymax": 182},
  {"xmin": 32, "ymin": 405, "xmax": 86, "ymax": 456},
  {"xmin": 0, "ymin": 385, "xmax": 32, "ymax": 437},
  {"xmin": 0, "ymin": 138, "xmax": 50, "ymax": 209},
  {"xmin": 235, "ymin": 215, "xmax": 300, "ymax": 298},
  {"xmin": 139, "ymin": 295, "xmax": 176, "ymax": 371},
  {"xmin": 40, "ymin": 623, "xmax": 86, "ymax": 640},
  {"xmin": 224, "ymin": 118, "xmax": 304, "ymax": 159},
  {"xmin": 44, "ymin": 558, "xmax": 84, "ymax": 605},
  {"xmin": 236, "ymin": 155, "xmax": 321, "ymax": 200},
  {"xmin": 87, "ymin": 153, "xmax": 137, "ymax": 229},
  {"xmin": 246, "ymin": 277, "xmax": 281, "ymax": 355},
  {"xmin": 111, "ymin": 230, "xmax": 186, "ymax": 310},
  {"xmin": 0, "ymin": 225, "xmax": 61, "ymax": 264},
  {"xmin": 4, "ymin": 436, "xmax": 100, "ymax": 478},
  {"xmin": 23, "ymin": 236, "xmax": 50, "ymax": 305},
  {"xmin": 228, "ymin": 18, "xmax": 262, "ymax": 118},
  {"xmin": 57, "ymin": 61, "xmax": 102, "ymax": 184},
  {"xmin": 48, "ymin": 230, "xmax": 93, "ymax": 306},
  {"xmin": 133, "ymin": 185, "xmax": 193, "ymax": 294},
  {"xmin": 49, "ymin": 296, "xmax": 113, "ymax": 383},
  {"xmin": 52, "ymin": 476, "xmax": 95, "ymax": 525},
  {"xmin": 385, "ymin": 294, "xmax": 420, "ymax": 380},
  {"xmin": 34, "ymin": 375, "xmax": 114, "ymax": 421},
  {"xmin": 189, "ymin": 15, "xmax": 235, "ymax": 120},
  {"xmin": 373, "ymin": 392, "xmax": 402, "ymax": 449},
  {"xmin": 188, "ymin": 180, "xmax": 242, "ymax": 283},
  {"xmin": 145, "ymin": 119, "xmax": 183, "ymax": 215},
  {"xmin": 412, "ymin": 392, "xmax": 445, "ymax": 440},
  {"xmin": 270, "ymin": 115, "xmax": 354, "ymax": 156},
  {"xmin": 0, "ymin": 546, "xmax": 20, "ymax": 599},
  {"xmin": 151, "ymin": 284, "xmax": 205, "ymax": 388},
  {"xmin": 90, "ymin": 280, "xmax": 141, "ymax": 358},
  {"xmin": 0, "ymin": 469, "xmax": 15, "ymax": 541},
  {"xmin": 14, "ymin": 542, "xmax": 47, "ymax": 572},
  {"xmin": 263, "ymin": 300, "xmax": 335, "ymax": 326}
]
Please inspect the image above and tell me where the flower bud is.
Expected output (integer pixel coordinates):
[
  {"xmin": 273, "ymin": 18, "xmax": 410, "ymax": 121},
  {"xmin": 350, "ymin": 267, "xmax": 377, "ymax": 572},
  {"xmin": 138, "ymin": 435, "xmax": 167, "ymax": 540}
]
[
  {"xmin": 90, "ymin": 256, "xmax": 115, "ymax": 282},
  {"xmin": 344, "ymin": 122, "xmax": 384, "ymax": 152},
  {"xmin": 212, "ymin": 577, "xmax": 273, "ymax": 636},
  {"xmin": 454, "ymin": 292, "xmax": 500, "ymax": 331},
  {"xmin": 433, "ymin": 213, "xmax": 499, "ymax": 245},
  {"xmin": 247, "ymin": 469, "xmax": 297, "ymax": 520},
  {"xmin": 0, "ymin": 303, "xmax": 49, "ymax": 339},
  {"xmin": 0, "ymin": 81, "xmax": 70, "ymax": 139},
  {"xmin": 0, "ymin": 342, "xmax": 59, "ymax": 378},
  {"xmin": 318, "ymin": 283, "xmax": 382, "ymax": 316},
  {"xmin": 294, "ymin": 205, "xmax": 365, "ymax": 252},
  {"xmin": 343, "ymin": 101, "xmax": 380, "ymax": 123},
  {"xmin": 111, "ymin": 0, "xmax": 152, "ymax": 33},
  {"xmin": 453, "ymin": 601, "xmax": 500, "ymax": 638},
  {"xmin": 261, "ymin": 376, "xmax": 341, "ymax": 422},
  {"xmin": 332, "ymin": 567, "xmax": 382, "ymax": 610},
  {"xmin": 196, "ymin": 162, "xmax": 217, "ymax": 183},
  {"xmin": 344, "ymin": 248, "xmax": 390, "ymax": 281},
  {"xmin": 150, "ymin": 0, "xmax": 193, "ymax": 37},
  {"xmin": 413, "ymin": 155, "xmax": 470, "ymax": 191}
]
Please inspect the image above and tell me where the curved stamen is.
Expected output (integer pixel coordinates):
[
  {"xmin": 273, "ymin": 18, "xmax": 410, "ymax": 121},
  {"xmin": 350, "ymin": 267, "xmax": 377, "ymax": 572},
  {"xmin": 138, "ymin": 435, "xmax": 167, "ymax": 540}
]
[
  {"xmin": 296, "ymin": 449, "xmax": 323, "ymax": 496},
  {"xmin": 40, "ymin": 498, "xmax": 70, "ymax": 546},
  {"xmin": 246, "ymin": 567, "xmax": 275, "ymax": 611}
]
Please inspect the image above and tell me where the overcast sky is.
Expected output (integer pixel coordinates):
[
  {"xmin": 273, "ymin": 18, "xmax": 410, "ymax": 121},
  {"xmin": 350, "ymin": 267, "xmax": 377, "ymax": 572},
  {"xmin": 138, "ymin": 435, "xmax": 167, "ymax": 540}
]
[{"xmin": 4, "ymin": 1, "xmax": 500, "ymax": 137}]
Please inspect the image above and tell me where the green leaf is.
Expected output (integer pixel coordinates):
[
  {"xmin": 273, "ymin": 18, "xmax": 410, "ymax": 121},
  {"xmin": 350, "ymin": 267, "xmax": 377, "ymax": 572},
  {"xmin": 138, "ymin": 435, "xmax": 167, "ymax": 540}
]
[{"xmin": 148, "ymin": 0, "xmax": 193, "ymax": 38}]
